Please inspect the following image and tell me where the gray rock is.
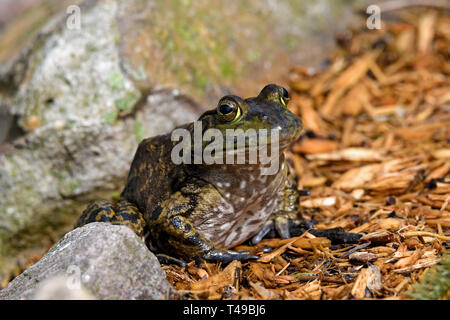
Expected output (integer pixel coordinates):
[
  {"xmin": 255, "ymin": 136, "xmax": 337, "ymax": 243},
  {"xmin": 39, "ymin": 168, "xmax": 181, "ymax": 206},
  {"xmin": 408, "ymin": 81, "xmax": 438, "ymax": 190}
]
[{"xmin": 0, "ymin": 223, "xmax": 178, "ymax": 300}]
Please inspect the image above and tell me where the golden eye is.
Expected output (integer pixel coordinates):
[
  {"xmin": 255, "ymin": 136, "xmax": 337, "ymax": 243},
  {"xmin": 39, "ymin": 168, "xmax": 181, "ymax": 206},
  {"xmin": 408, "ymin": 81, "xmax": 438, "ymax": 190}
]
[
  {"xmin": 217, "ymin": 99, "xmax": 241, "ymax": 122},
  {"xmin": 279, "ymin": 87, "xmax": 290, "ymax": 107}
]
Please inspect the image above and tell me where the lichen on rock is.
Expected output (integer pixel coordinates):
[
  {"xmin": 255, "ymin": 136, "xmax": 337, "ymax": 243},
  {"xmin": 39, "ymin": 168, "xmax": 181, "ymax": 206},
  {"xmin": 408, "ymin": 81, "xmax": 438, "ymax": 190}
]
[{"xmin": 12, "ymin": 0, "xmax": 141, "ymax": 130}]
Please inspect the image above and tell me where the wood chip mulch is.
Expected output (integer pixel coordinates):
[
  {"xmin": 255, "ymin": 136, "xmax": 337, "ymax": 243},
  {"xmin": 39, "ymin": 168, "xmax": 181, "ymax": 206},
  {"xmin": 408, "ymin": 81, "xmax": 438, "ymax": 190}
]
[{"xmin": 162, "ymin": 10, "xmax": 450, "ymax": 300}]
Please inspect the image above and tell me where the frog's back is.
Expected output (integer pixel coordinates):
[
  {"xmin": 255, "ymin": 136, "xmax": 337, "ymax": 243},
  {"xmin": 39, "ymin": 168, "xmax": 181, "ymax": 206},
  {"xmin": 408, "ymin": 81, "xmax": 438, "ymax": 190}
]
[{"xmin": 120, "ymin": 132, "xmax": 180, "ymax": 218}]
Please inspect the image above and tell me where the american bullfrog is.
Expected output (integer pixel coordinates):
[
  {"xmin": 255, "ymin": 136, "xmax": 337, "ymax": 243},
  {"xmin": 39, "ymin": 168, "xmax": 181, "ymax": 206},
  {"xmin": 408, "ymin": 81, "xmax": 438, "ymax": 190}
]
[{"xmin": 76, "ymin": 84, "xmax": 304, "ymax": 263}]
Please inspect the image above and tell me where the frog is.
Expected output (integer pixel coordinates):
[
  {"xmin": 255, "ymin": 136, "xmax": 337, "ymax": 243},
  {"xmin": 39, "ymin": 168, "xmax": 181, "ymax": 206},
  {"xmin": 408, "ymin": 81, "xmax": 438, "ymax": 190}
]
[{"xmin": 75, "ymin": 84, "xmax": 304, "ymax": 264}]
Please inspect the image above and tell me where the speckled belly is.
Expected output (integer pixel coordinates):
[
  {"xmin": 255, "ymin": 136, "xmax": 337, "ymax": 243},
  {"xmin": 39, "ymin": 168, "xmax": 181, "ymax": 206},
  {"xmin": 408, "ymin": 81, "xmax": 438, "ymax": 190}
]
[
  {"xmin": 197, "ymin": 175, "xmax": 285, "ymax": 247},
  {"xmin": 196, "ymin": 196, "xmax": 279, "ymax": 248},
  {"xmin": 189, "ymin": 160, "xmax": 287, "ymax": 248}
]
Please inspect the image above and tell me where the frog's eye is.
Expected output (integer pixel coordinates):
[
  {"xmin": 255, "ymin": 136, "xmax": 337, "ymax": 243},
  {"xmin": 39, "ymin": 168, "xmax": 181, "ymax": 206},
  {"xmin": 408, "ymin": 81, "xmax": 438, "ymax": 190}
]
[
  {"xmin": 279, "ymin": 87, "xmax": 290, "ymax": 107},
  {"xmin": 217, "ymin": 99, "xmax": 241, "ymax": 122}
]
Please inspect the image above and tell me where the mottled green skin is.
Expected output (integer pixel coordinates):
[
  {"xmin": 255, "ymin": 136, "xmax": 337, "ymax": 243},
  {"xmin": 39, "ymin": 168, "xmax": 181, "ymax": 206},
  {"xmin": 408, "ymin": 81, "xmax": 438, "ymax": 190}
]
[{"xmin": 76, "ymin": 84, "xmax": 303, "ymax": 263}]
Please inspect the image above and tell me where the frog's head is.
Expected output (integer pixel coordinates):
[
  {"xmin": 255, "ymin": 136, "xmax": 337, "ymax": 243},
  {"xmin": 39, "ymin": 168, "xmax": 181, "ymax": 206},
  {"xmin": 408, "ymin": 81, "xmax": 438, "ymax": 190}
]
[{"xmin": 197, "ymin": 84, "xmax": 302, "ymax": 158}]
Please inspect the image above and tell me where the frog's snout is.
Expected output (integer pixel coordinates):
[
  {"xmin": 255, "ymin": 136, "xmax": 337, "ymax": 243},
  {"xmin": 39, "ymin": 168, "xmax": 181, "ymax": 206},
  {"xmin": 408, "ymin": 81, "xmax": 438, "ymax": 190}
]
[
  {"xmin": 277, "ymin": 110, "xmax": 302, "ymax": 146},
  {"xmin": 290, "ymin": 114, "xmax": 303, "ymax": 140}
]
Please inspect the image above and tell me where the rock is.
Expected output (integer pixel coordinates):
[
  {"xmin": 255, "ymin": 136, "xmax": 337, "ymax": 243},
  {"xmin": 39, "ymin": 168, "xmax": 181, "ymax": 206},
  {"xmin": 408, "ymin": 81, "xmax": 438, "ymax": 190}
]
[
  {"xmin": 0, "ymin": 0, "xmax": 365, "ymax": 277},
  {"xmin": 0, "ymin": 90, "xmax": 199, "ymax": 277},
  {"xmin": 0, "ymin": 223, "xmax": 177, "ymax": 300}
]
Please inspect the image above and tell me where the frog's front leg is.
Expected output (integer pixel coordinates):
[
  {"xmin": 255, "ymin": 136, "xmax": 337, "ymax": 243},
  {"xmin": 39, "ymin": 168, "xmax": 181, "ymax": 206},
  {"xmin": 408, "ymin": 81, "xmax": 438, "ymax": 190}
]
[
  {"xmin": 76, "ymin": 199, "xmax": 147, "ymax": 237},
  {"xmin": 149, "ymin": 185, "xmax": 259, "ymax": 263},
  {"xmin": 252, "ymin": 171, "xmax": 308, "ymax": 244}
]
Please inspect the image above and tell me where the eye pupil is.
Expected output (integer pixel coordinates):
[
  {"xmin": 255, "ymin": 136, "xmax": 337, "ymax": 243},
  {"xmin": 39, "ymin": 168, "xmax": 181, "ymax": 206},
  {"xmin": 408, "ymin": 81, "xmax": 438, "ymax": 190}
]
[
  {"xmin": 219, "ymin": 104, "xmax": 233, "ymax": 115},
  {"xmin": 281, "ymin": 87, "xmax": 289, "ymax": 99}
]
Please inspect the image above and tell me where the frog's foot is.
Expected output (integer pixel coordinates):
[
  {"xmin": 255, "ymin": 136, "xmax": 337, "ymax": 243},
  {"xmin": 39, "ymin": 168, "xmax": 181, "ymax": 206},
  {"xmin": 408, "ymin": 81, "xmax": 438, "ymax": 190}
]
[
  {"xmin": 251, "ymin": 216, "xmax": 313, "ymax": 245},
  {"xmin": 150, "ymin": 204, "xmax": 259, "ymax": 264},
  {"xmin": 251, "ymin": 182, "xmax": 310, "ymax": 244},
  {"xmin": 76, "ymin": 199, "xmax": 147, "ymax": 237},
  {"xmin": 204, "ymin": 249, "xmax": 259, "ymax": 264},
  {"xmin": 156, "ymin": 253, "xmax": 187, "ymax": 267}
]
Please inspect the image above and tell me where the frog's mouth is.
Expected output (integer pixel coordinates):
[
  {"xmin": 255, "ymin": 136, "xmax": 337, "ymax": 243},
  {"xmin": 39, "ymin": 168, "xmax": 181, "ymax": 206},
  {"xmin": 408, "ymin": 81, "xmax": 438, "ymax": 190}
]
[{"xmin": 198, "ymin": 136, "xmax": 293, "ymax": 163}]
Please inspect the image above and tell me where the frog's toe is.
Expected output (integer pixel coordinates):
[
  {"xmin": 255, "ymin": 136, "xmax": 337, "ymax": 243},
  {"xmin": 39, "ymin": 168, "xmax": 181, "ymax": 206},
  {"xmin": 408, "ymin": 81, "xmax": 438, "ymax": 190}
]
[
  {"xmin": 156, "ymin": 253, "xmax": 187, "ymax": 267},
  {"xmin": 252, "ymin": 216, "xmax": 306, "ymax": 244},
  {"xmin": 274, "ymin": 216, "xmax": 291, "ymax": 239},
  {"xmin": 204, "ymin": 249, "xmax": 259, "ymax": 264},
  {"xmin": 251, "ymin": 220, "xmax": 274, "ymax": 245},
  {"xmin": 280, "ymin": 217, "xmax": 308, "ymax": 238}
]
